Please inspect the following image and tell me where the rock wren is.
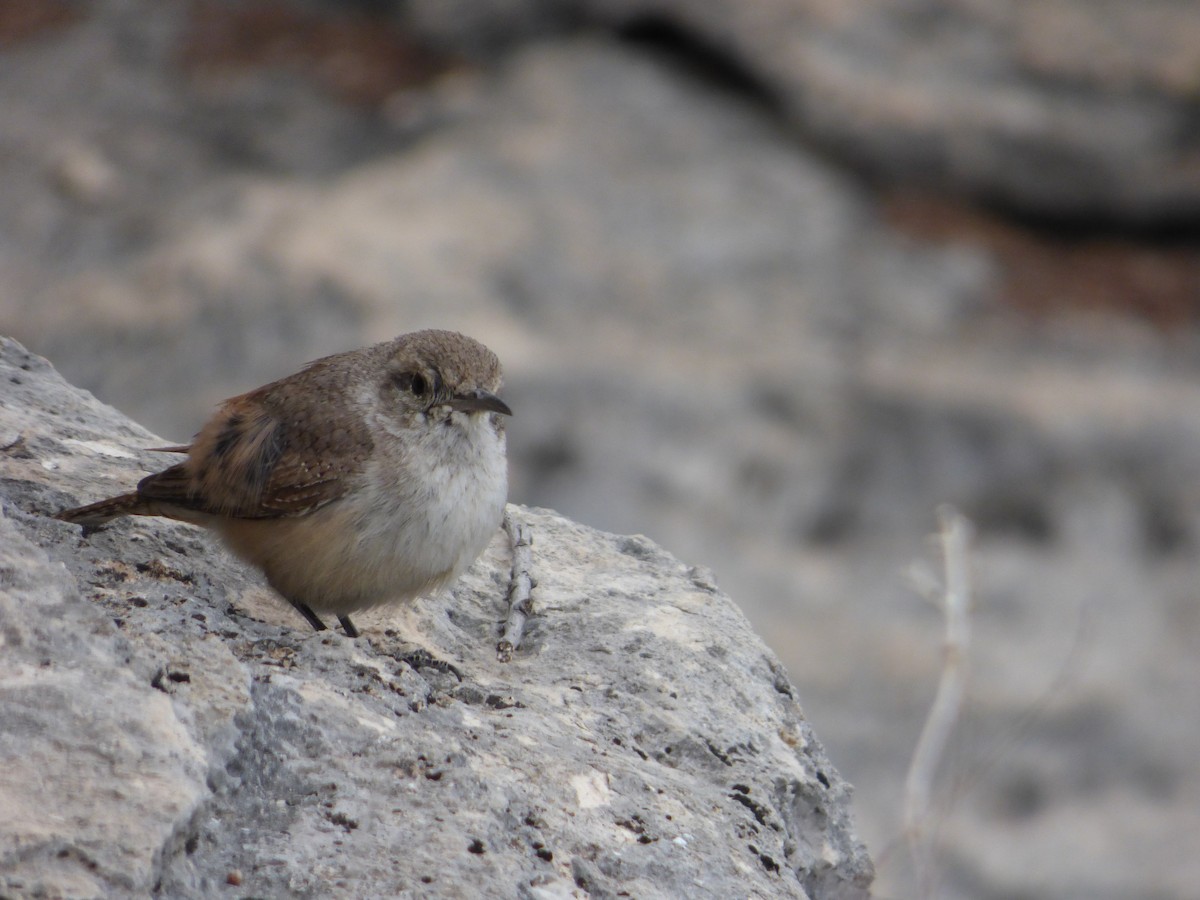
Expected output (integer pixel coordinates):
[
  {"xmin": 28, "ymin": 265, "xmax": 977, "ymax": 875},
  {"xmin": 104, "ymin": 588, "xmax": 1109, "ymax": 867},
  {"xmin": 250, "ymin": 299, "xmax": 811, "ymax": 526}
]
[{"xmin": 58, "ymin": 329, "xmax": 511, "ymax": 638}]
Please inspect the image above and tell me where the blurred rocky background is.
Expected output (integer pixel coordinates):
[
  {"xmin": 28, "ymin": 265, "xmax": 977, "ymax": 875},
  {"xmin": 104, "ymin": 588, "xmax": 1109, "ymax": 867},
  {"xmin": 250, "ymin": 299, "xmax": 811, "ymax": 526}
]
[{"xmin": 3, "ymin": 1, "xmax": 1199, "ymax": 897}]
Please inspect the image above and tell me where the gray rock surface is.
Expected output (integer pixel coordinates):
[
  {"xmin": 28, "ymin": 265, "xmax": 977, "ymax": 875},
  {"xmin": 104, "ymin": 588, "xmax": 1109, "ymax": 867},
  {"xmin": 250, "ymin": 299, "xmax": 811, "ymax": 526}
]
[
  {"xmin": 0, "ymin": 335, "xmax": 872, "ymax": 898},
  {"xmin": 405, "ymin": 0, "xmax": 1200, "ymax": 223},
  {"xmin": 3, "ymin": 3, "xmax": 1200, "ymax": 898}
]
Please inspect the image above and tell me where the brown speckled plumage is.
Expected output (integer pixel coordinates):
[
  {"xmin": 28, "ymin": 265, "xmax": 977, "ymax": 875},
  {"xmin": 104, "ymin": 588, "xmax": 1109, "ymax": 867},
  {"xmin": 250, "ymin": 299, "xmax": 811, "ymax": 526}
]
[{"xmin": 59, "ymin": 330, "xmax": 511, "ymax": 637}]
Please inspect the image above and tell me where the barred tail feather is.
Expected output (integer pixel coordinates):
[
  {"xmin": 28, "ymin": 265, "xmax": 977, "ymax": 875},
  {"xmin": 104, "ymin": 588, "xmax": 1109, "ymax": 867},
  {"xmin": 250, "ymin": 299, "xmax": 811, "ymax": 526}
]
[{"xmin": 57, "ymin": 492, "xmax": 147, "ymax": 526}]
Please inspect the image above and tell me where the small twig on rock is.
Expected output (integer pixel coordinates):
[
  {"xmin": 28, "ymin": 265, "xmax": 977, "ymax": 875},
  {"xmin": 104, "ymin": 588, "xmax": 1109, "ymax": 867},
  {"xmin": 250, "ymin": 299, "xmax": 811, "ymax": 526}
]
[
  {"xmin": 497, "ymin": 509, "xmax": 535, "ymax": 663},
  {"xmin": 903, "ymin": 505, "xmax": 974, "ymax": 897}
]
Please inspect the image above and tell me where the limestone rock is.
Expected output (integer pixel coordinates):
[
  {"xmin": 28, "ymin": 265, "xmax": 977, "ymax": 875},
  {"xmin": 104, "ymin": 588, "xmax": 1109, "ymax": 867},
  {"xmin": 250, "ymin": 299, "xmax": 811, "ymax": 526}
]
[
  {"xmin": 405, "ymin": 0, "xmax": 1200, "ymax": 223},
  {"xmin": 0, "ymin": 335, "xmax": 873, "ymax": 898}
]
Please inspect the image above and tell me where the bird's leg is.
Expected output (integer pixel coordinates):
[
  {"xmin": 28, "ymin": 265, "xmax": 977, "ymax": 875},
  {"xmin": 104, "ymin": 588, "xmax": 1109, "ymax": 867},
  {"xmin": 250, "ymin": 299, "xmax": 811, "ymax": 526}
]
[
  {"xmin": 337, "ymin": 615, "xmax": 360, "ymax": 638},
  {"xmin": 292, "ymin": 602, "xmax": 329, "ymax": 633},
  {"xmin": 497, "ymin": 509, "xmax": 535, "ymax": 663}
]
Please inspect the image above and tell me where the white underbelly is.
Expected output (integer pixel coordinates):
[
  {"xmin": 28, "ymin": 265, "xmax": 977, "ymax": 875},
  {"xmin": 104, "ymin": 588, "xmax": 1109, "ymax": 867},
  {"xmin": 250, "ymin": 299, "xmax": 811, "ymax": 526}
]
[{"xmin": 217, "ymin": 436, "xmax": 507, "ymax": 616}]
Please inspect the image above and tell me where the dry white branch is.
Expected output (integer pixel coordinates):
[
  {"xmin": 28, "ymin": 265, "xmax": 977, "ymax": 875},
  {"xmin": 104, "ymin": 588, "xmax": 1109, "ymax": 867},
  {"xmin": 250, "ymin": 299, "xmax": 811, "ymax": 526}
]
[
  {"xmin": 497, "ymin": 508, "xmax": 536, "ymax": 662},
  {"xmin": 903, "ymin": 505, "xmax": 974, "ymax": 897}
]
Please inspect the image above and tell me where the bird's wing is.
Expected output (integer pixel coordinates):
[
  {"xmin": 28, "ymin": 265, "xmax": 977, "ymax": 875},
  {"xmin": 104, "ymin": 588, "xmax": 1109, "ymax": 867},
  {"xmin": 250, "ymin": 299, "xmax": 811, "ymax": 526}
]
[{"xmin": 137, "ymin": 387, "xmax": 372, "ymax": 519}]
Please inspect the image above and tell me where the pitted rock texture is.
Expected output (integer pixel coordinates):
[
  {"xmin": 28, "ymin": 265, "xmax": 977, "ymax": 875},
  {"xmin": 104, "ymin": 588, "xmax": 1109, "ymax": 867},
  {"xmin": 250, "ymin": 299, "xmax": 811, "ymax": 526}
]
[{"xmin": 0, "ymin": 336, "xmax": 872, "ymax": 898}]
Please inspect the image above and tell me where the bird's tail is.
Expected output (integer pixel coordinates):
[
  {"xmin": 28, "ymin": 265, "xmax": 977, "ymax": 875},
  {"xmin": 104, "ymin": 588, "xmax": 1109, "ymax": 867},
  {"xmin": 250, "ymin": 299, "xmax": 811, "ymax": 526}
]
[{"xmin": 57, "ymin": 492, "xmax": 147, "ymax": 527}]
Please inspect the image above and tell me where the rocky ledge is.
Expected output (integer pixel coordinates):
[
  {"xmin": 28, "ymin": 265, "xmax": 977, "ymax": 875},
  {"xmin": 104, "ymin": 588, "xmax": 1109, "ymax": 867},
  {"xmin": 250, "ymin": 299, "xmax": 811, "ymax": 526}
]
[{"xmin": 0, "ymin": 335, "xmax": 872, "ymax": 899}]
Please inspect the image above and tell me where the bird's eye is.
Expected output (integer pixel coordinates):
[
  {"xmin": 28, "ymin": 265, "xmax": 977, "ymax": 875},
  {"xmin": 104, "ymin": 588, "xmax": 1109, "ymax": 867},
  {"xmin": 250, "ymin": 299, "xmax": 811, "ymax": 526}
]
[{"xmin": 392, "ymin": 370, "xmax": 437, "ymax": 399}]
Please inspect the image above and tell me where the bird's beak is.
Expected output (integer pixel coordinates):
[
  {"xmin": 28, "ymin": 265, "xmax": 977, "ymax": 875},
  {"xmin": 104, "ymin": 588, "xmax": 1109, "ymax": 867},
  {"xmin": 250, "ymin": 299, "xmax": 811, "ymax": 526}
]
[{"xmin": 449, "ymin": 388, "xmax": 512, "ymax": 417}]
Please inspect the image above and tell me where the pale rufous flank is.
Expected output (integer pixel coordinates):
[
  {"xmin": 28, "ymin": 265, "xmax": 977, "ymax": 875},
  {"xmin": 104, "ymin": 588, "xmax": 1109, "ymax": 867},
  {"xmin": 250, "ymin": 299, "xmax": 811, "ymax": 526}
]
[{"xmin": 58, "ymin": 329, "xmax": 512, "ymax": 638}]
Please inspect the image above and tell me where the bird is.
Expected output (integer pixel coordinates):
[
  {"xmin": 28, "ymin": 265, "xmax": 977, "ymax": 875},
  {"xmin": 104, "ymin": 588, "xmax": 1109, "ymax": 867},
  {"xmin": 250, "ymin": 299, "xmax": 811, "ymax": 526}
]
[{"xmin": 58, "ymin": 329, "xmax": 512, "ymax": 638}]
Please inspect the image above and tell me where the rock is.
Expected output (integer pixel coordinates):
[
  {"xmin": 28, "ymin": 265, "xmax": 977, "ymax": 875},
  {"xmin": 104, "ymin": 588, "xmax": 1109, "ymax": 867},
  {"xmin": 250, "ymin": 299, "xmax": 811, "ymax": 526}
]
[
  {"xmin": 403, "ymin": 0, "xmax": 1200, "ymax": 224},
  {"xmin": 6, "ymin": 4, "xmax": 1200, "ymax": 898},
  {"xmin": 0, "ymin": 335, "xmax": 873, "ymax": 898}
]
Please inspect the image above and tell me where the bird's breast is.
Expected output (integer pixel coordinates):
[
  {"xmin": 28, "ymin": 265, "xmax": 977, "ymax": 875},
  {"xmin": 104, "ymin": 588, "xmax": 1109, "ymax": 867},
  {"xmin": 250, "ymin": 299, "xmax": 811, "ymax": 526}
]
[{"xmin": 357, "ymin": 415, "xmax": 508, "ymax": 584}]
